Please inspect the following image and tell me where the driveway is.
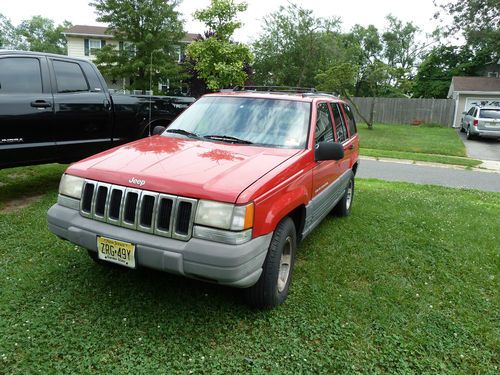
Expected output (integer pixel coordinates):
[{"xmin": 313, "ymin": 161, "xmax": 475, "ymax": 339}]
[
  {"xmin": 358, "ymin": 159, "xmax": 500, "ymax": 193},
  {"xmin": 456, "ymin": 129, "xmax": 500, "ymax": 161}
]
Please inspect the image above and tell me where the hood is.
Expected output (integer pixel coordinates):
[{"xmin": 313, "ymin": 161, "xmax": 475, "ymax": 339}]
[{"xmin": 67, "ymin": 135, "xmax": 301, "ymax": 203}]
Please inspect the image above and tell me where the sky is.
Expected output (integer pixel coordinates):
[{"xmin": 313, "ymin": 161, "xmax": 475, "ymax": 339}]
[{"xmin": 1, "ymin": 0, "xmax": 444, "ymax": 43}]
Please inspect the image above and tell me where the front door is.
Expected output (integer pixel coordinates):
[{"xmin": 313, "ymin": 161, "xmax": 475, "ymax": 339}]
[{"xmin": 311, "ymin": 102, "xmax": 343, "ymax": 223}]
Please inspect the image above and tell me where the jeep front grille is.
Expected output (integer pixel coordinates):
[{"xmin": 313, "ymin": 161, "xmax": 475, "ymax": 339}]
[{"xmin": 80, "ymin": 180, "xmax": 197, "ymax": 241}]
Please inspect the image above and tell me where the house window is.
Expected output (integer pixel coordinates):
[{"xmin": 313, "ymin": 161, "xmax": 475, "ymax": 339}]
[{"xmin": 89, "ymin": 39, "xmax": 102, "ymax": 55}]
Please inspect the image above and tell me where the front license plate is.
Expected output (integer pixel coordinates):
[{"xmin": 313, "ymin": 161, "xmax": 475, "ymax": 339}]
[{"xmin": 97, "ymin": 236, "xmax": 136, "ymax": 268}]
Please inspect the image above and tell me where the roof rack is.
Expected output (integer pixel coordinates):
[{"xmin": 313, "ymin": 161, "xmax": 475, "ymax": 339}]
[
  {"xmin": 232, "ymin": 86, "xmax": 317, "ymax": 94},
  {"xmin": 228, "ymin": 86, "xmax": 340, "ymax": 99}
]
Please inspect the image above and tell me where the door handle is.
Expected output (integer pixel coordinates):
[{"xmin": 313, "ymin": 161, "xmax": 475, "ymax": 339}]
[
  {"xmin": 348, "ymin": 144, "xmax": 355, "ymax": 150},
  {"xmin": 30, "ymin": 100, "xmax": 51, "ymax": 108}
]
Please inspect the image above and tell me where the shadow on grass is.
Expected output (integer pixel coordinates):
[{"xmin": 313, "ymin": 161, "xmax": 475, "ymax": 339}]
[{"xmin": 0, "ymin": 164, "xmax": 66, "ymax": 205}]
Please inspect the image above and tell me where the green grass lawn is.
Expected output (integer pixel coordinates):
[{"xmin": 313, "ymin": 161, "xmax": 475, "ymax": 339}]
[
  {"xmin": 1, "ymin": 165, "xmax": 499, "ymax": 373},
  {"xmin": 358, "ymin": 124, "xmax": 481, "ymax": 167}
]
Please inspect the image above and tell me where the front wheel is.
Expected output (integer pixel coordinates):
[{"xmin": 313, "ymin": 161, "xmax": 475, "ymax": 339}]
[{"xmin": 244, "ymin": 217, "xmax": 297, "ymax": 309}]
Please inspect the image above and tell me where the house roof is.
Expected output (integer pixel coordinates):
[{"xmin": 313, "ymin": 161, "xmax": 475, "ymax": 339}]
[
  {"xmin": 64, "ymin": 24, "xmax": 199, "ymax": 43},
  {"xmin": 448, "ymin": 76, "xmax": 500, "ymax": 98},
  {"xmin": 64, "ymin": 25, "xmax": 112, "ymax": 38}
]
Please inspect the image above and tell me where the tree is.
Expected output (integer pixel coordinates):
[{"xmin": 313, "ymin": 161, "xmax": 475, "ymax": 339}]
[
  {"xmin": 413, "ymin": 45, "xmax": 488, "ymax": 98},
  {"xmin": 15, "ymin": 16, "xmax": 71, "ymax": 54},
  {"xmin": 252, "ymin": 3, "xmax": 340, "ymax": 87},
  {"xmin": 434, "ymin": 0, "xmax": 499, "ymax": 60},
  {"xmin": 91, "ymin": 0, "xmax": 185, "ymax": 91},
  {"xmin": 0, "ymin": 13, "xmax": 17, "ymax": 49},
  {"xmin": 186, "ymin": 0, "xmax": 253, "ymax": 91}
]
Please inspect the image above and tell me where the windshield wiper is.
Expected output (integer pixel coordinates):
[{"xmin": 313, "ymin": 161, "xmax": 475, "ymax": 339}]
[
  {"xmin": 203, "ymin": 135, "xmax": 253, "ymax": 144},
  {"xmin": 166, "ymin": 129, "xmax": 200, "ymax": 139}
]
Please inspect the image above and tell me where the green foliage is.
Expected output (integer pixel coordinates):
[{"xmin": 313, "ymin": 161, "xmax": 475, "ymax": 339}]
[
  {"xmin": 91, "ymin": 0, "xmax": 185, "ymax": 91},
  {"xmin": 435, "ymin": 0, "xmax": 499, "ymax": 61},
  {"xmin": 0, "ymin": 13, "xmax": 17, "ymax": 48},
  {"xmin": 252, "ymin": 3, "xmax": 340, "ymax": 87},
  {"xmin": 187, "ymin": 0, "xmax": 253, "ymax": 91},
  {"xmin": 1, "ymin": 165, "xmax": 499, "ymax": 373},
  {"xmin": 193, "ymin": 0, "xmax": 247, "ymax": 40},
  {"xmin": 0, "ymin": 14, "xmax": 69, "ymax": 54},
  {"xmin": 413, "ymin": 46, "xmax": 482, "ymax": 98},
  {"xmin": 15, "ymin": 16, "xmax": 71, "ymax": 55}
]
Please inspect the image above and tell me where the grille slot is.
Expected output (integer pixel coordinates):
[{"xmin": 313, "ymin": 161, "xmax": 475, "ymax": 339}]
[
  {"xmin": 176, "ymin": 202, "xmax": 192, "ymax": 235},
  {"xmin": 81, "ymin": 183, "xmax": 94, "ymax": 213},
  {"xmin": 124, "ymin": 192, "xmax": 138, "ymax": 224},
  {"xmin": 140, "ymin": 195, "xmax": 155, "ymax": 227},
  {"xmin": 157, "ymin": 198, "xmax": 173, "ymax": 232},
  {"xmin": 95, "ymin": 186, "xmax": 108, "ymax": 216},
  {"xmin": 79, "ymin": 180, "xmax": 197, "ymax": 241},
  {"xmin": 108, "ymin": 189, "xmax": 123, "ymax": 220}
]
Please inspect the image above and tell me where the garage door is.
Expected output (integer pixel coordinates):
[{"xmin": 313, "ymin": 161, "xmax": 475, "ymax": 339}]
[{"xmin": 464, "ymin": 97, "xmax": 499, "ymax": 112}]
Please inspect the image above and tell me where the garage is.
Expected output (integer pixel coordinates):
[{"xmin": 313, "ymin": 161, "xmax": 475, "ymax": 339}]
[{"xmin": 448, "ymin": 76, "xmax": 500, "ymax": 128}]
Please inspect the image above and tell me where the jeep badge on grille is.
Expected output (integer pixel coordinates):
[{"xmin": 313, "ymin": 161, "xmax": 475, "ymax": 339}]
[{"xmin": 129, "ymin": 177, "xmax": 146, "ymax": 186}]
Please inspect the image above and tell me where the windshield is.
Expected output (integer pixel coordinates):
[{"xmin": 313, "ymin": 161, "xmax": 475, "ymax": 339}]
[
  {"xmin": 163, "ymin": 96, "xmax": 311, "ymax": 148},
  {"xmin": 479, "ymin": 109, "xmax": 500, "ymax": 119}
]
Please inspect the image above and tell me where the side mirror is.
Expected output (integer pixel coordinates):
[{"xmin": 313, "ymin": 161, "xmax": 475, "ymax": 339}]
[
  {"xmin": 315, "ymin": 142, "xmax": 344, "ymax": 161},
  {"xmin": 152, "ymin": 125, "xmax": 166, "ymax": 136}
]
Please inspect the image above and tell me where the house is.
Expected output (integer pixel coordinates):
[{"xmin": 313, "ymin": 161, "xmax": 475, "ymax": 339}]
[
  {"xmin": 447, "ymin": 76, "xmax": 500, "ymax": 127},
  {"xmin": 63, "ymin": 25, "xmax": 198, "ymax": 91}
]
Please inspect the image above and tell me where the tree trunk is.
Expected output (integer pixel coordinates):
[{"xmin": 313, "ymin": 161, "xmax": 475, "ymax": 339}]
[
  {"xmin": 367, "ymin": 96, "xmax": 376, "ymax": 130},
  {"xmin": 344, "ymin": 93, "xmax": 374, "ymax": 130}
]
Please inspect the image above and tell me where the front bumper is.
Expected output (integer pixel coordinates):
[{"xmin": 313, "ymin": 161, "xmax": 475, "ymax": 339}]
[{"xmin": 47, "ymin": 203, "xmax": 272, "ymax": 288}]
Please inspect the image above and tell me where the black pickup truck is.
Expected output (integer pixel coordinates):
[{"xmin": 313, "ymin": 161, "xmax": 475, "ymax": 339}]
[{"xmin": 0, "ymin": 51, "xmax": 194, "ymax": 169}]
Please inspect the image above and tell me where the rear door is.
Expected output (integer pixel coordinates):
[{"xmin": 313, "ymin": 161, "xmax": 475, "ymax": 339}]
[
  {"xmin": 331, "ymin": 102, "xmax": 353, "ymax": 171},
  {"xmin": 49, "ymin": 58, "xmax": 113, "ymax": 160},
  {"xmin": 0, "ymin": 55, "xmax": 55, "ymax": 168}
]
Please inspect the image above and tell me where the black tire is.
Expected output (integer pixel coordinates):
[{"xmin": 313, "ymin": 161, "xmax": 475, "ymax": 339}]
[
  {"xmin": 334, "ymin": 177, "xmax": 354, "ymax": 217},
  {"xmin": 466, "ymin": 125, "xmax": 474, "ymax": 140},
  {"xmin": 460, "ymin": 123, "xmax": 465, "ymax": 133},
  {"xmin": 244, "ymin": 217, "xmax": 297, "ymax": 309}
]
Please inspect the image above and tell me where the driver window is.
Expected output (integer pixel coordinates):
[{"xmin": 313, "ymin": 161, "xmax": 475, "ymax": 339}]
[{"xmin": 315, "ymin": 103, "xmax": 334, "ymax": 144}]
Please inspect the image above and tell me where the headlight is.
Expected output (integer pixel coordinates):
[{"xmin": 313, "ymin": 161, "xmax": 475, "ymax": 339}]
[
  {"xmin": 195, "ymin": 200, "xmax": 254, "ymax": 230},
  {"xmin": 59, "ymin": 174, "xmax": 84, "ymax": 199}
]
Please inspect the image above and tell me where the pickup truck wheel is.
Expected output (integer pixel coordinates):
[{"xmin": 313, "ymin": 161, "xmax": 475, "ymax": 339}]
[
  {"xmin": 333, "ymin": 177, "xmax": 354, "ymax": 217},
  {"xmin": 244, "ymin": 217, "xmax": 296, "ymax": 309}
]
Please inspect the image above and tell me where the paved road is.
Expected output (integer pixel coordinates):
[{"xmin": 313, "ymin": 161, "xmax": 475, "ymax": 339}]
[
  {"xmin": 456, "ymin": 129, "xmax": 500, "ymax": 161},
  {"xmin": 358, "ymin": 159, "xmax": 500, "ymax": 193}
]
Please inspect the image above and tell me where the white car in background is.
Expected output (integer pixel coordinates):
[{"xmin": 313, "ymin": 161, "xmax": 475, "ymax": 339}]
[{"xmin": 460, "ymin": 104, "xmax": 500, "ymax": 140}]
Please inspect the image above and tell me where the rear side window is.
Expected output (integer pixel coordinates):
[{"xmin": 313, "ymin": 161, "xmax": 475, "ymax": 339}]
[
  {"xmin": 315, "ymin": 103, "xmax": 334, "ymax": 144},
  {"xmin": 342, "ymin": 103, "xmax": 357, "ymax": 136},
  {"xmin": 331, "ymin": 103, "xmax": 348, "ymax": 143},
  {"xmin": 479, "ymin": 109, "xmax": 500, "ymax": 119},
  {"xmin": 53, "ymin": 60, "xmax": 89, "ymax": 93},
  {"xmin": 0, "ymin": 57, "xmax": 43, "ymax": 93}
]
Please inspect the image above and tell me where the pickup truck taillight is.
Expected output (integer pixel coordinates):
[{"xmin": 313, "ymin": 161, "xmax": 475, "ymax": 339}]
[{"xmin": 473, "ymin": 119, "xmax": 478, "ymax": 126}]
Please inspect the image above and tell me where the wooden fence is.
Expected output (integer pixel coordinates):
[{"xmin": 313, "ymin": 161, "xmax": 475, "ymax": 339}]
[{"xmin": 347, "ymin": 97, "xmax": 456, "ymax": 127}]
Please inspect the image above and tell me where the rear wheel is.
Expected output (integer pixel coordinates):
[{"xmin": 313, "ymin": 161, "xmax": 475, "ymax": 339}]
[
  {"xmin": 466, "ymin": 125, "xmax": 475, "ymax": 140},
  {"xmin": 334, "ymin": 177, "xmax": 354, "ymax": 217},
  {"xmin": 244, "ymin": 217, "xmax": 296, "ymax": 309}
]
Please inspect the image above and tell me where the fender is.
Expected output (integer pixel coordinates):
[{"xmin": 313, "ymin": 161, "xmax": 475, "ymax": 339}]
[{"xmin": 252, "ymin": 172, "xmax": 312, "ymax": 238}]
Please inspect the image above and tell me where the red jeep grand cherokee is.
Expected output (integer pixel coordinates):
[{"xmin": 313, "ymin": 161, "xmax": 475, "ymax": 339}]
[{"xmin": 48, "ymin": 89, "xmax": 359, "ymax": 309}]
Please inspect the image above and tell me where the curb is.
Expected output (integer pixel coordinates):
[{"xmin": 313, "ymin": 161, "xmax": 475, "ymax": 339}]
[{"xmin": 359, "ymin": 156, "xmax": 500, "ymax": 173}]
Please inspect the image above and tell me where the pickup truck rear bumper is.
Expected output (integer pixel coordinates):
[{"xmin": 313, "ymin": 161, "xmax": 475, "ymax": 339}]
[{"xmin": 47, "ymin": 204, "xmax": 272, "ymax": 288}]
